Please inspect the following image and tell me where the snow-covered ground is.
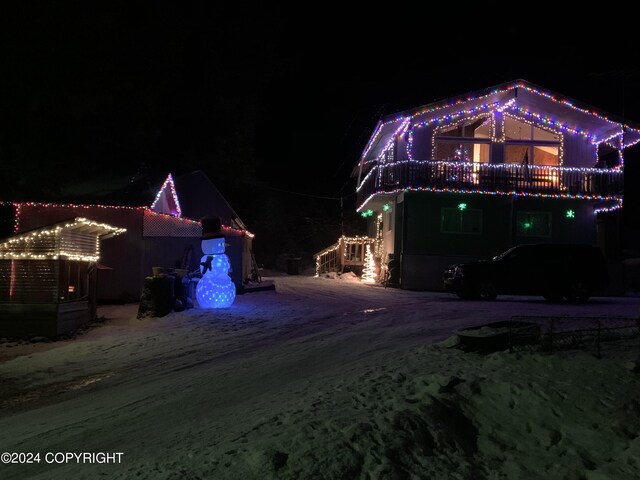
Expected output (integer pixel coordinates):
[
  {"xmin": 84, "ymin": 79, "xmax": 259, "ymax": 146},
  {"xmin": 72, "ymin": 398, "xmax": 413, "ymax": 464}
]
[{"xmin": 1, "ymin": 274, "xmax": 639, "ymax": 479}]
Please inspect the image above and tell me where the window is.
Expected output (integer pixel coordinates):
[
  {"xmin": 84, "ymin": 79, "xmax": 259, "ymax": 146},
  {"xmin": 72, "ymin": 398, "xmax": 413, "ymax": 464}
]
[
  {"xmin": 434, "ymin": 116, "xmax": 491, "ymax": 163},
  {"xmin": 58, "ymin": 260, "xmax": 89, "ymax": 302},
  {"xmin": 438, "ymin": 117, "xmax": 491, "ymax": 138},
  {"xmin": 516, "ymin": 212, "xmax": 551, "ymax": 237},
  {"xmin": 435, "ymin": 142, "xmax": 490, "ymax": 163},
  {"xmin": 504, "ymin": 116, "xmax": 561, "ymax": 166},
  {"xmin": 441, "ymin": 208, "xmax": 482, "ymax": 234}
]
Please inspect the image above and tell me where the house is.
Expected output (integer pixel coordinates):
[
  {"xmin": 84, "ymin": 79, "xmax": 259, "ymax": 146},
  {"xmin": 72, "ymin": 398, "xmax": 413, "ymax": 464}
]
[
  {"xmin": 353, "ymin": 80, "xmax": 639, "ymax": 290},
  {"xmin": 7, "ymin": 170, "xmax": 254, "ymax": 302},
  {"xmin": 0, "ymin": 217, "xmax": 125, "ymax": 337}
]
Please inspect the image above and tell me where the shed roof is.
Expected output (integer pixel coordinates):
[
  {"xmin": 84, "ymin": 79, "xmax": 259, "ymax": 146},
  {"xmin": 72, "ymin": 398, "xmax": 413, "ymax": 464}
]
[{"xmin": 0, "ymin": 217, "xmax": 126, "ymax": 262}]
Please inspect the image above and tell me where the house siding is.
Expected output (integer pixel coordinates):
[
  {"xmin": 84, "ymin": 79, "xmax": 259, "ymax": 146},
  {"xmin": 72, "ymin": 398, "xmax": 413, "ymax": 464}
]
[
  {"xmin": 563, "ymin": 133, "xmax": 597, "ymax": 168},
  {"xmin": 397, "ymin": 192, "xmax": 598, "ymax": 290}
]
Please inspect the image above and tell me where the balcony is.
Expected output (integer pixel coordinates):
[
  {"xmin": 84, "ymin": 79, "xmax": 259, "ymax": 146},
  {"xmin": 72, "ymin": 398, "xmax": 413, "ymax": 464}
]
[{"xmin": 356, "ymin": 160, "xmax": 623, "ymax": 210}]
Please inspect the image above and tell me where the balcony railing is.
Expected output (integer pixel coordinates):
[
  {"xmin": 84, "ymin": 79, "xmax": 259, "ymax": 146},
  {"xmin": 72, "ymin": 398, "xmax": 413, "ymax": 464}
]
[{"xmin": 357, "ymin": 160, "xmax": 623, "ymax": 209}]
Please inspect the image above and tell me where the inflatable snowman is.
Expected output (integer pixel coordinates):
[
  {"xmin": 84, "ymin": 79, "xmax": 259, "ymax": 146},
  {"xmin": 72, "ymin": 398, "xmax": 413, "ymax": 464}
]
[{"xmin": 196, "ymin": 216, "xmax": 236, "ymax": 308}]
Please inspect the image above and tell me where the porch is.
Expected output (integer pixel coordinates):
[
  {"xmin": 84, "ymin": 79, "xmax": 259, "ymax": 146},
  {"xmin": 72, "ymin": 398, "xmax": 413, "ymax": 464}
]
[
  {"xmin": 357, "ymin": 160, "xmax": 623, "ymax": 210},
  {"xmin": 314, "ymin": 236, "xmax": 375, "ymax": 276}
]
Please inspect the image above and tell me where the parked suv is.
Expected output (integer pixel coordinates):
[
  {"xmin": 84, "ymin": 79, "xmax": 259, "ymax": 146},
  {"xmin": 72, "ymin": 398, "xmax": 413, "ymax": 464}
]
[{"xmin": 443, "ymin": 244, "xmax": 608, "ymax": 302}]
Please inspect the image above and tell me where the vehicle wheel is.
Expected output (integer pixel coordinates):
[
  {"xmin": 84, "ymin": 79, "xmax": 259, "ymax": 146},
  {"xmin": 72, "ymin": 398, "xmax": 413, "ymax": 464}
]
[
  {"xmin": 478, "ymin": 281, "xmax": 497, "ymax": 300},
  {"xmin": 566, "ymin": 280, "xmax": 590, "ymax": 303}
]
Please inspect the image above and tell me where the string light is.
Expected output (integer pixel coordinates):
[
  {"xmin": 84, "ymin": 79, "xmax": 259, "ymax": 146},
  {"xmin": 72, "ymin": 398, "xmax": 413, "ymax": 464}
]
[
  {"xmin": 13, "ymin": 203, "xmax": 21, "ymax": 233},
  {"xmin": 374, "ymin": 213, "xmax": 384, "ymax": 258},
  {"xmin": 150, "ymin": 173, "xmax": 182, "ymax": 217},
  {"xmin": 0, "ymin": 201, "xmax": 142, "ymax": 233},
  {"xmin": 408, "ymin": 81, "xmax": 637, "ymax": 139},
  {"xmin": 1, "ymin": 201, "xmax": 141, "ymax": 211},
  {"xmin": 361, "ymin": 244, "xmax": 377, "ymax": 284},
  {"xmin": 514, "ymin": 83, "xmax": 626, "ymax": 130},
  {"xmin": 361, "ymin": 80, "xmax": 639, "ymax": 176},
  {"xmin": 430, "ymin": 113, "xmax": 494, "ymax": 161},
  {"xmin": 358, "ymin": 182, "xmax": 622, "ymax": 216},
  {"xmin": 4, "ymin": 201, "xmax": 254, "ymax": 239},
  {"xmin": 361, "ymin": 121, "xmax": 387, "ymax": 161},
  {"xmin": 366, "ymin": 158, "xmax": 625, "ymax": 175},
  {"xmin": 376, "ymin": 119, "xmax": 411, "ymax": 163},
  {"xmin": 0, "ymin": 217, "xmax": 126, "ymax": 262},
  {"xmin": 145, "ymin": 209, "xmax": 200, "ymax": 225},
  {"xmin": 502, "ymin": 112, "xmax": 565, "ymax": 166},
  {"xmin": 406, "ymin": 103, "xmax": 500, "ymax": 161},
  {"xmin": 408, "ymin": 87, "xmax": 510, "ymax": 122},
  {"xmin": 314, "ymin": 235, "xmax": 375, "ymax": 276},
  {"xmin": 504, "ymin": 105, "xmax": 595, "ymax": 142},
  {"xmin": 594, "ymin": 202, "xmax": 622, "ymax": 214},
  {"xmin": 356, "ymin": 167, "xmax": 378, "ymax": 193}
]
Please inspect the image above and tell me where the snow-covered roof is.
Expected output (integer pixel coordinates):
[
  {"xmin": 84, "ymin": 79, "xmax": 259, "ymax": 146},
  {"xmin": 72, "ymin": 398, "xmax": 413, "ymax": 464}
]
[{"xmin": 0, "ymin": 217, "xmax": 126, "ymax": 262}]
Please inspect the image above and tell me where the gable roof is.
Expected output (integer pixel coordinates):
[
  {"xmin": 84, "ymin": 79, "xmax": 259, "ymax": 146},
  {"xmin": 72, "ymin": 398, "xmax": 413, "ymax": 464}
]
[
  {"xmin": 358, "ymin": 79, "xmax": 640, "ymax": 167},
  {"xmin": 149, "ymin": 174, "xmax": 182, "ymax": 217},
  {"xmin": 171, "ymin": 170, "xmax": 247, "ymax": 230}
]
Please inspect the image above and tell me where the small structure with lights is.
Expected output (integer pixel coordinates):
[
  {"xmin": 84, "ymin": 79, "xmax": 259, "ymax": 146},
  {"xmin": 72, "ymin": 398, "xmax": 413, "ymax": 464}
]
[
  {"xmin": 314, "ymin": 235, "xmax": 375, "ymax": 276},
  {"xmin": 4, "ymin": 170, "xmax": 255, "ymax": 301},
  {"xmin": 353, "ymin": 79, "xmax": 637, "ymax": 289},
  {"xmin": 0, "ymin": 217, "xmax": 126, "ymax": 337}
]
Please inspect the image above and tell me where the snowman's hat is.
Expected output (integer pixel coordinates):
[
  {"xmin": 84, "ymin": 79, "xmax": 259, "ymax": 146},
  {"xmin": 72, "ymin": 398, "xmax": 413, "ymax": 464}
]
[{"xmin": 201, "ymin": 215, "xmax": 225, "ymax": 239}]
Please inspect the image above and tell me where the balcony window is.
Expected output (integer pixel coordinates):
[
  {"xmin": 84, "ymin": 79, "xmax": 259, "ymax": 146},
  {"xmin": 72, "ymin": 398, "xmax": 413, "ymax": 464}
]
[
  {"xmin": 504, "ymin": 115, "xmax": 561, "ymax": 166},
  {"xmin": 435, "ymin": 142, "xmax": 490, "ymax": 163},
  {"xmin": 438, "ymin": 117, "xmax": 491, "ymax": 138},
  {"xmin": 434, "ymin": 117, "xmax": 491, "ymax": 163},
  {"xmin": 505, "ymin": 145, "xmax": 560, "ymax": 165}
]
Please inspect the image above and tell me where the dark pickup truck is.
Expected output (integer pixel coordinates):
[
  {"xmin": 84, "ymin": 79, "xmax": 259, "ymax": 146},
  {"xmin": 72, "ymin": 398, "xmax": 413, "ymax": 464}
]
[{"xmin": 443, "ymin": 244, "xmax": 609, "ymax": 302}]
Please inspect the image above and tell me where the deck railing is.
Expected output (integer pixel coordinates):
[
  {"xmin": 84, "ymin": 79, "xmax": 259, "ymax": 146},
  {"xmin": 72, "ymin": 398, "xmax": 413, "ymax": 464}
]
[
  {"xmin": 314, "ymin": 236, "xmax": 375, "ymax": 276},
  {"xmin": 357, "ymin": 160, "xmax": 624, "ymax": 208}
]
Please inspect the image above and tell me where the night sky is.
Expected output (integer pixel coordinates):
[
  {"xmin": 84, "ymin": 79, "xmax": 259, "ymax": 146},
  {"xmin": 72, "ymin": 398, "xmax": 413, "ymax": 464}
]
[{"xmin": 1, "ymin": 4, "xmax": 637, "ymax": 259}]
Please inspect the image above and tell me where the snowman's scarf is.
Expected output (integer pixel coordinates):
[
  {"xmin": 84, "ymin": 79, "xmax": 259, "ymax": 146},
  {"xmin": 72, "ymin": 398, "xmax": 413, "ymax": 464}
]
[{"xmin": 200, "ymin": 254, "xmax": 224, "ymax": 274}]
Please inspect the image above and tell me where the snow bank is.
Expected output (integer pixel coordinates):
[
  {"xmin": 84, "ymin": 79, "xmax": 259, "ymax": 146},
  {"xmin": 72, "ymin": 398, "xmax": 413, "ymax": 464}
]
[
  {"xmin": 193, "ymin": 340, "xmax": 640, "ymax": 479},
  {"xmin": 317, "ymin": 271, "xmax": 361, "ymax": 282},
  {"xmin": 0, "ymin": 275, "xmax": 639, "ymax": 479}
]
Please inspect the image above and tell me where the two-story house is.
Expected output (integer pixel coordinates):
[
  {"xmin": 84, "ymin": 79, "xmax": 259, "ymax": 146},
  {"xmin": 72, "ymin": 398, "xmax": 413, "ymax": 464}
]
[{"xmin": 354, "ymin": 80, "xmax": 639, "ymax": 290}]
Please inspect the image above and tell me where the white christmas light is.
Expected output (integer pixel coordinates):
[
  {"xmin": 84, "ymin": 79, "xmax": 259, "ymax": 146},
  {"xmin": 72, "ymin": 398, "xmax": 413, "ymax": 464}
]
[{"xmin": 361, "ymin": 244, "xmax": 376, "ymax": 284}]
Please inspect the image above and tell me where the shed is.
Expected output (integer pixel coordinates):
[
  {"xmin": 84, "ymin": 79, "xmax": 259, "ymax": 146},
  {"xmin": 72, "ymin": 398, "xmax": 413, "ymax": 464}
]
[
  {"xmin": 0, "ymin": 217, "xmax": 125, "ymax": 337},
  {"xmin": 6, "ymin": 171, "xmax": 255, "ymax": 302}
]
